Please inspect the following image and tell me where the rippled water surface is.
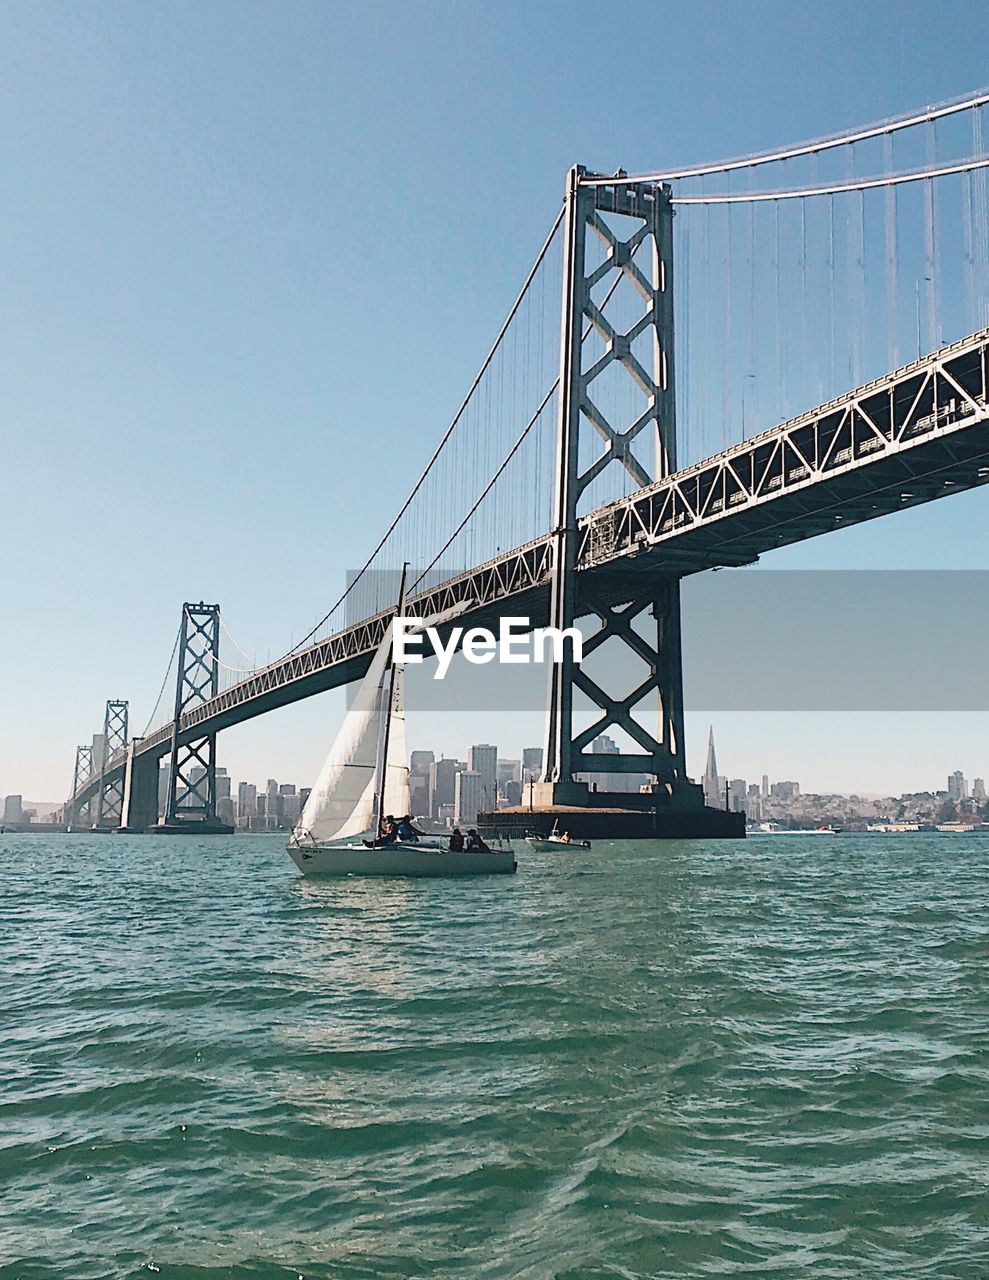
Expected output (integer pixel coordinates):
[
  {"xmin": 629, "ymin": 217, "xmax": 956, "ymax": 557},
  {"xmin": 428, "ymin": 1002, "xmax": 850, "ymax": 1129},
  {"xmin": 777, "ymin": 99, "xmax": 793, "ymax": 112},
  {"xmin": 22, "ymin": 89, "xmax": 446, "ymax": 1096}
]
[{"xmin": 1, "ymin": 833, "xmax": 987, "ymax": 1279}]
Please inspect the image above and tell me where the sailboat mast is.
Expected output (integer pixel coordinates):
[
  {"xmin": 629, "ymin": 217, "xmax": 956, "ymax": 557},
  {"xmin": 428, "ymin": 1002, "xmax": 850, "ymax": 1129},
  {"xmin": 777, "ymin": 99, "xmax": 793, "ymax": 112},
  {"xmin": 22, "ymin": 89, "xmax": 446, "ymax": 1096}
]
[{"xmin": 373, "ymin": 562, "xmax": 409, "ymax": 839}]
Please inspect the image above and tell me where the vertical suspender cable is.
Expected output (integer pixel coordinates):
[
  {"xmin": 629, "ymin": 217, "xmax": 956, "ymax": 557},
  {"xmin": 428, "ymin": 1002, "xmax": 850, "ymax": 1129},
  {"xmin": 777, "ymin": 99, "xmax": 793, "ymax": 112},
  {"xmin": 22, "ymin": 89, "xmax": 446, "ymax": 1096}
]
[
  {"xmin": 722, "ymin": 203, "xmax": 733, "ymax": 451},
  {"xmin": 924, "ymin": 119, "xmax": 938, "ymax": 351},
  {"xmin": 774, "ymin": 197, "xmax": 783, "ymax": 421},
  {"xmin": 827, "ymin": 192, "xmax": 836, "ymax": 396},
  {"xmin": 884, "ymin": 132, "xmax": 899, "ymax": 370},
  {"xmin": 746, "ymin": 200, "xmax": 756, "ymax": 437},
  {"xmin": 973, "ymin": 105, "xmax": 989, "ymax": 328}
]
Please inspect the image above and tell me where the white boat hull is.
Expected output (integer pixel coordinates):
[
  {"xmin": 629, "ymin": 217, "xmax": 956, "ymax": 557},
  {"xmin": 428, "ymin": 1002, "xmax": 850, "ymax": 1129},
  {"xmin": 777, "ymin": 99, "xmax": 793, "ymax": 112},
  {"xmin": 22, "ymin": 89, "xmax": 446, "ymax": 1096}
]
[
  {"xmin": 524, "ymin": 837, "xmax": 591, "ymax": 852},
  {"xmin": 287, "ymin": 839, "xmax": 517, "ymax": 877}
]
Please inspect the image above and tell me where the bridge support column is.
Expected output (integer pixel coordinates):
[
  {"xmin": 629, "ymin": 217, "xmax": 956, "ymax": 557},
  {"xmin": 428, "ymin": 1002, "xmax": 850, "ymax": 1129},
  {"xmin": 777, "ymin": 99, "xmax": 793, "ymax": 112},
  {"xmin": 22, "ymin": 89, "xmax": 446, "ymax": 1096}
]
[
  {"xmin": 153, "ymin": 602, "xmax": 233, "ymax": 834},
  {"xmin": 67, "ymin": 744, "xmax": 94, "ymax": 827},
  {"xmin": 95, "ymin": 700, "xmax": 129, "ymax": 829},
  {"xmin": 534, "ymin": 572, "xmax": 699, "ymax": 809},
  {"xmin": 119, "ymin": 739, "xmax": 160, "ymax": 832},
  {"xmin": 542, "ymin": 166, "xmax": 703, "ymax": 811}
]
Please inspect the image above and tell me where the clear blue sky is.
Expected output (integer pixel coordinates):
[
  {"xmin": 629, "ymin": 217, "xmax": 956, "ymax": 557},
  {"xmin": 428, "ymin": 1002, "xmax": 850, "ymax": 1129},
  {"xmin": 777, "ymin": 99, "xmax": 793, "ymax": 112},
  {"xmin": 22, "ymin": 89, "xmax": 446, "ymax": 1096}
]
[{"xmin": 3, "ymin": 0, "xmax": 988, "ymax": 801}]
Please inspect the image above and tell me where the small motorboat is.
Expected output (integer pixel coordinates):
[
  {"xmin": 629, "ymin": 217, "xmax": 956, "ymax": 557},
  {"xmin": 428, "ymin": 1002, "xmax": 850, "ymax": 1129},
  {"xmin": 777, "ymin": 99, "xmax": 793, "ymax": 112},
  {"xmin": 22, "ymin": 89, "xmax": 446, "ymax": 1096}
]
[{"xmin": 524, "ymin": 823, "xmax": 591, "ymax": 852}]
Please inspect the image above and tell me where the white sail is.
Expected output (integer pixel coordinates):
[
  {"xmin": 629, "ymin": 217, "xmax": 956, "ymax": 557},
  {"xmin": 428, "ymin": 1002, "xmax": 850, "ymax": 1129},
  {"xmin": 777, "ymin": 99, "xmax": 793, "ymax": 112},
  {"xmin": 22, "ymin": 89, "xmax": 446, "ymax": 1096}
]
[
  {"xmin": 293, "ymin": 633, "xmax": 392, "ymax": 843},
  {"xmin": 382, "ymin": 663, "xmax": 409, "ymax": 818}
]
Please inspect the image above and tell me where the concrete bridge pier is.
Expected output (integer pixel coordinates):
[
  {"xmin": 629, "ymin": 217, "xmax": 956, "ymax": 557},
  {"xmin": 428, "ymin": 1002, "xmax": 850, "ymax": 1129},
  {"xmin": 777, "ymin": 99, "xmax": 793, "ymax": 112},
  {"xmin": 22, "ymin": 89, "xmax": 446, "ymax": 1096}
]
[{"xmin": 119, "ymin": 740, "xmax": 161, "ymax": 833}]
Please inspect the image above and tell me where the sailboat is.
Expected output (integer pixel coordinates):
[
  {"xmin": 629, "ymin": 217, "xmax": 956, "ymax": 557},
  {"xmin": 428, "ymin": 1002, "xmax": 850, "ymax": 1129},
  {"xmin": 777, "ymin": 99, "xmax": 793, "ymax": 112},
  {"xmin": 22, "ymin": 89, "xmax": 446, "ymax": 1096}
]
[{"xmin": 287, "ymin": 584, "xmax": 516, "ymax": 878}]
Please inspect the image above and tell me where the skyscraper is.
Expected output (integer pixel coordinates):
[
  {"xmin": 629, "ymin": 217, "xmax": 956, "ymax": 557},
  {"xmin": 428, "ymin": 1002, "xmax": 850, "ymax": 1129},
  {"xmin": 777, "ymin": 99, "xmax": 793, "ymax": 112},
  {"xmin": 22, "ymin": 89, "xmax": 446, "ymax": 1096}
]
[
  {"xmin": 522, "ymin": 747, "xmax": 543, "ymax": 779},
  {"xmin": 703, "ymin": 727, "xmax": 722, "ymax": 808},
  {"xmin": 455, "ymin": 770, "xmax": 483, "ymax": 825},
  {"xmin": 216, "ymin": 767, "xmax": 234, "ymax": 826},
  {"xmin": 469, "ymin": 744, "xmax": 498, "ymax": 812},
  {"xmin": 238, "ymin": 782, "xmax": 258, "ymax": 829},
  {"xmin": 428, "ymin": 757, "xmax": 462, "ymax": 819}
]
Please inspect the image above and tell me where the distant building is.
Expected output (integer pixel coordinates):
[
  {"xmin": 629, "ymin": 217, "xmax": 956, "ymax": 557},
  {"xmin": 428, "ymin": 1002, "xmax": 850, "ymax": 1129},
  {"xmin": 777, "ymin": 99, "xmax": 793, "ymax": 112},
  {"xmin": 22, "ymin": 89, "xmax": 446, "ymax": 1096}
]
[
  {"xmin": 3, "ymin": 795, "xmax": 23, "ymax": 824},
  {"xmin": 409, "ymin": 773, "xmax": 429, "ymax": 818},
  {"xmin": 761, "ymin": 774, "xmax": 769, "ymax": 797},
  {"xmin": 948, "ymin": 771, "xmax": 967, "ymax": 800},
  {"xmin": 703, "ymin": 727, "xmax": 722, "ymax": 808},
  {"xmin": 455, "ymin": 770, "xmax": 484, "ymax": 825},
  {"xmin": 497, "ymin": 759, "xmax": 520, "ymax": 790},
  {"xmin": 238, "ymin": 782, "xmax": 258, "ymax": 829},
  {"xmin": 575, "ymin": 733, "xmax": 650, "ymax": 795},
  {"xmin": 771, "ymin": 780, "xmax": 800, "ymax": 801},
  {"xmin": 522, "ymin": 746, "xmax": 543, "ymax": 780},
  {"xmin": 428, "ymin": 757, "xmax": 463, "ymax": 819},
  {"xmin": 410, "ymin": 751, "xmax": 434, "ymax": 776},
  {"xmin": 503, "ymin": 779, "xmax": 523, "ymax": 807},
  {"xmin": 729, "ymin": 778, "xmax": 747, "ymax": 812},
  {"xmin": 216, "ymin": 767, "xmax": 234, "ymax": 826},
  {"xmin": 469, "ymin": 744, "xmax": 498, "ymax": 812},
  {"xmin": 973, "ymin": 778, "xmax": 986, "ymax": 803}
]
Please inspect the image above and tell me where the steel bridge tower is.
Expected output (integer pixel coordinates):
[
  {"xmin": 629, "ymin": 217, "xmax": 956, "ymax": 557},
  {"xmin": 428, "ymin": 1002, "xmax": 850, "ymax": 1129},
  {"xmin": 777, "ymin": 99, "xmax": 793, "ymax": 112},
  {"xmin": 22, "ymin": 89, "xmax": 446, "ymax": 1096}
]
[
  {"xmin": 94, "ymin": 700, "xmax": 129, "ymax": 828},
  {"xmin": 538, "ymin": 166, "xmax": 705, "ymax": 816},
  {"xmin": 69, "ymin": 744, "xmax": 94, "ymax": 827},
  {"xmin": 157, "ymin": 602, "xmax": 232, "ymax": 833}
]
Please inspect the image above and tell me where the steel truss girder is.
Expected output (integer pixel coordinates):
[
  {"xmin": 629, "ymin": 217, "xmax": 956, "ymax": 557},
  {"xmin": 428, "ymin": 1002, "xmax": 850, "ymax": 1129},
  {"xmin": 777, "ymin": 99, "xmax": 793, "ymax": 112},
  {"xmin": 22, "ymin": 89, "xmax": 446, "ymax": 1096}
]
[
  {"xmin": 166, "ymin": 603, "xmax": 221, "ymax": 825},
  {"xmin": 75, "ymin": 330, "xmax": 989, "ymax": 807},
  {"xmin": 579, "ymin": 327, "xmax": 989, "ymax": 567},
  {"xmin": 95, "ymin": 700, "xmax": 128, "ymax": 827}
]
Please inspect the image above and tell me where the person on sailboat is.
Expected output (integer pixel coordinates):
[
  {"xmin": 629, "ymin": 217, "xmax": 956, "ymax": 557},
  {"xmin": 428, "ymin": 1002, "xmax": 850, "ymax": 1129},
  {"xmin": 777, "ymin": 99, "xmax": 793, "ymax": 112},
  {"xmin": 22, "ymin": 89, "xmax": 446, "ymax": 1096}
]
[
  {"xmin": 449, "ymin": 827, "xmax": 465, "ymax": 851},
  {"xmin": 366, "ymin": 815, "xmax": 398, "ymax": 848},
  {"xmin": 396, "ymin": 814, "xmax": 424, "ymax": 842},
  {"xmin": 465, "ymin": 828, "xmax": 489, "ymax": 852}
]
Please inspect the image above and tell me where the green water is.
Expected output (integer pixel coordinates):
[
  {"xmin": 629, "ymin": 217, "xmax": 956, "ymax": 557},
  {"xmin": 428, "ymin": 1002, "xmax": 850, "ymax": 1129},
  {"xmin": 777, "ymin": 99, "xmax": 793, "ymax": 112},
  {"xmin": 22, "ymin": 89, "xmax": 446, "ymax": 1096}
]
[{"xmin": 1, "ymin": 833, "xmax": 987, "ymax": 1279}]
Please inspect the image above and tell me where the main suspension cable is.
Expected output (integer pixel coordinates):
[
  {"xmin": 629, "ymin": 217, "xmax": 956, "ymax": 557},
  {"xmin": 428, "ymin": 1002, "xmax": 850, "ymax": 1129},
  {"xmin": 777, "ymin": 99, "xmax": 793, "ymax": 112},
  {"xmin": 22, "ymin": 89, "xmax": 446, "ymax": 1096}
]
[
  {"xmin": 138, "ymin": 623, "xmax": 182, "ymax": 738},
  {"xmin": 670, "ymin": 156, "xmax": 989, "ymax": 204},
  {"xmin": 279, "ymin": 205, "xmax": 566, "ymax": 659},
  {"xmin": 582, "ymin": 86, "xmax": 989, "ymax": 185}
]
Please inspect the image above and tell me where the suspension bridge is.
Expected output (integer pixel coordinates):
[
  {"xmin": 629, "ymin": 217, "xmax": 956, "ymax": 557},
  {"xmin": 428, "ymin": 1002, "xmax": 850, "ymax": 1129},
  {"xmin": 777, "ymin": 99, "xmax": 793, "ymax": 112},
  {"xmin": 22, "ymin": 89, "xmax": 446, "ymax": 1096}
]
[{"xmin": 64, "ymin": 88, "xmax": 989, "ymax": 835}]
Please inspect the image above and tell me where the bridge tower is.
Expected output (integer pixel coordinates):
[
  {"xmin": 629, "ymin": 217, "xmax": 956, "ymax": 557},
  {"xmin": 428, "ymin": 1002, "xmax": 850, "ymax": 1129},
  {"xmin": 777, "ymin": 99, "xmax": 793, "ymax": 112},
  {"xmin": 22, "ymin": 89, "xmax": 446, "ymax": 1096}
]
[
  {"xmin": 94, "ymin": 700, "xmax": 129, "ymax": 828},
  {"xmin": 157, "ymin": 603, "xmax": 232, "ymax": 833},
  {"xmin": 68, "ymin": 743, "xmax": 94, "ymax": 827},
  {"xmin": 538, "ymin": 166, "xmax": 708, "ymax": 821}
]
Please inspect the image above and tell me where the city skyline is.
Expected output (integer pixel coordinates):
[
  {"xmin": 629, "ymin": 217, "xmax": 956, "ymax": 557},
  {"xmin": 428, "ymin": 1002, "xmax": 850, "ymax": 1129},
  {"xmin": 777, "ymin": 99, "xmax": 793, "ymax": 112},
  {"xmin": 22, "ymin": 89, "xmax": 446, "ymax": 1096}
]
[{"xmin": 8, "ymin": 725, "xmax": 988, "ymax": 829}]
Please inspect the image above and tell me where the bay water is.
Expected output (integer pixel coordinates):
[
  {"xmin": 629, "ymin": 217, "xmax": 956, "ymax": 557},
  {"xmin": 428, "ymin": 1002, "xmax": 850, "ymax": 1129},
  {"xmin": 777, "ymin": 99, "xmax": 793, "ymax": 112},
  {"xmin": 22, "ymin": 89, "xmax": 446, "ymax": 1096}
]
[{"xmin": 1, "ymin": 833, "xmax": 987, "ymax": 1278}]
